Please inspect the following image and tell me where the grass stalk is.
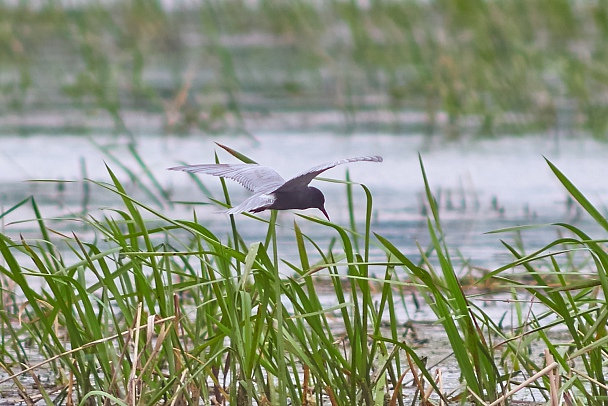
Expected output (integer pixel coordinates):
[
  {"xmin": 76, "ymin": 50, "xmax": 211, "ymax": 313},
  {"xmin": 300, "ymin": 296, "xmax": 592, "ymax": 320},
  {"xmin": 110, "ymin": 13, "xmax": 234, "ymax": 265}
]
[{"xmin": 4, "ymin": 149, "xmax": 608, "ymax": 404}]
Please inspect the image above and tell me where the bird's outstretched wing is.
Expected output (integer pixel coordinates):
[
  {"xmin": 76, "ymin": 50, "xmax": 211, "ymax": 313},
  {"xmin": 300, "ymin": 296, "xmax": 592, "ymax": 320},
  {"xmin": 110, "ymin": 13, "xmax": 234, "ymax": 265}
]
[
  {"xmin": 168, "ymin": 163, "xmax": 286, "ymax": 193},
  {"xmin": 275, "ymin": 156, "xmax": 383, "ymax": 192}
]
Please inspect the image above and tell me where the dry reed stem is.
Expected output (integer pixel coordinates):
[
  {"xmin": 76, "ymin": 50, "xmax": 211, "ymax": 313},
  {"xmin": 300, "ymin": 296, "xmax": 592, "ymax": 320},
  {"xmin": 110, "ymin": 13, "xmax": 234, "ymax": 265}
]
[
  {"xmin": 388, "ymin": 365, "xmax": 411, "ymax": 406},
  {"xmin": 325, "ymin": 385, "xmax": 338, "ymax": 406},
  {"xmin": 302, "ymin": 364, "xmax": 311, "ymax": 406},
  {"xmin": 570, "ymin": 368, "xmax": 608, "ymax": 391},
  {"xmin": 486, "ymin": 362, "xmax": 559, "ymax": 406},
  {"xmin": 546, "ymin": 350, "xmax": 560, "ymax": 406},
  {"xmin": 0, "ymin": 314, "xmax": 176, "ymax": 385}
]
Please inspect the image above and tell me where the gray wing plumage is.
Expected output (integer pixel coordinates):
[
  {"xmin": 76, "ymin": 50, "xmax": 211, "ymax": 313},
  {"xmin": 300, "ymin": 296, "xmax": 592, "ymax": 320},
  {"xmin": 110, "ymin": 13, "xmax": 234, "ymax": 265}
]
[
  {"xmin": 168, "ymin": 163, "xmax": 286, "ymax": 193},
  {"xmin": 275, "ymin": 156, "xmax": 383, "ymax": 192},
  {"xmin": 223, "ymin": 193, "xmax": 276, "ymax": 215}
]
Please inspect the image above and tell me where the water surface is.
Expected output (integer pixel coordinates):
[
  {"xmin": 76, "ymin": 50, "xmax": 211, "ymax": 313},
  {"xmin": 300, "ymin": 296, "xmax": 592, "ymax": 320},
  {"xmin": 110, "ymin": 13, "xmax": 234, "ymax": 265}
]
[{"xmin": 1, "ymin": 133, "xmax": 605, "ymax": 271}]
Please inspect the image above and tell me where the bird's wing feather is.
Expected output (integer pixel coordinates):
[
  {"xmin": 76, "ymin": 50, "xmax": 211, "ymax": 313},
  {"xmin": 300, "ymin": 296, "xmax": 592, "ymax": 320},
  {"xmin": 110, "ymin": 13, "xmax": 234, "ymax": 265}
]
[
  {"xmin": 223, "ymin": 193, "xmax": 276, "ymax": 215},
  {"xmin": 168, "ymin": 163, "xmax": 285, "ymax": 193},
  {"xmin": 275, "ymin": 156, "xmax": 383, "ymax": 192}
]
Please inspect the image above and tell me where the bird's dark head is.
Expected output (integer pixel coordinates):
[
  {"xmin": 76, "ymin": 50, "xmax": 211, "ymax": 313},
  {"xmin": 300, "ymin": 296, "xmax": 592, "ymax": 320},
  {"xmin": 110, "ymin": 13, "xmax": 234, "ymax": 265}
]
[{"xmin": 309, "ymin": 187, "xmax": 330, "ymax": 221}]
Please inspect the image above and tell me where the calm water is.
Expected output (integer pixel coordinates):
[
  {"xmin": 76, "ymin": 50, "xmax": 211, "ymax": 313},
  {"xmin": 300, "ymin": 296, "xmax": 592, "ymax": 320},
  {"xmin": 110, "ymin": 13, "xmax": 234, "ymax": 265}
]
[{"xmin": 1, "ymin": 133, "xmax": 606, "ymax": 271}]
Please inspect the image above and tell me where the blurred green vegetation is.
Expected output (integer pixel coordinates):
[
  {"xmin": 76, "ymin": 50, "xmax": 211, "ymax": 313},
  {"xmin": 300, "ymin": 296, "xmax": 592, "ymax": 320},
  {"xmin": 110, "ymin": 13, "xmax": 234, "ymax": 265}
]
[{"xmin": 0, "ymin": 0, "xmax": 607, "ymax": 138}]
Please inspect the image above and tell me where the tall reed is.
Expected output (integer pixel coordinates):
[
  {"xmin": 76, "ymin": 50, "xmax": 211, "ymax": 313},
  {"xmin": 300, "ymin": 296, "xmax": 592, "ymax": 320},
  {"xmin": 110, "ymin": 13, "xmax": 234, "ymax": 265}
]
[{"xmin": 1, "ymin": 147, "xmax": 607, "ymax": 404}]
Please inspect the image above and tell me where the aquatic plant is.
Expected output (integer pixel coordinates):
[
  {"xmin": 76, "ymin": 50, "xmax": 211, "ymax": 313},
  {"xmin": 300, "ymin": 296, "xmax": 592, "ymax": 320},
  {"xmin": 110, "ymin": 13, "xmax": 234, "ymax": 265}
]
[{"xmin": 0, "ymin": 146, "xmax": 606, "ymax": 404}]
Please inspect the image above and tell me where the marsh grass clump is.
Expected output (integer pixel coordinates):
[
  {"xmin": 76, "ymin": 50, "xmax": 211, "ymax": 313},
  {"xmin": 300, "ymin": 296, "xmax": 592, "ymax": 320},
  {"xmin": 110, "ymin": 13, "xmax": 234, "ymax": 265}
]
[
  {"xmin": 0, "ymin": 157, "xmax": 417, "ymax": 405},
  {"xmin": 1, "ymin": 147, "xmax": 608, "ymax": 405}
]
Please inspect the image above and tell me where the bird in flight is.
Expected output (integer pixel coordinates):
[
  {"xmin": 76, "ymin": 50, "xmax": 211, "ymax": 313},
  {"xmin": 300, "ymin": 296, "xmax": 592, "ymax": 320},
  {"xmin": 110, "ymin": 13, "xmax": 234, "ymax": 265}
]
[{"xmin": 168, "ymin": 155, "xmax": 383, "ymax": 220}]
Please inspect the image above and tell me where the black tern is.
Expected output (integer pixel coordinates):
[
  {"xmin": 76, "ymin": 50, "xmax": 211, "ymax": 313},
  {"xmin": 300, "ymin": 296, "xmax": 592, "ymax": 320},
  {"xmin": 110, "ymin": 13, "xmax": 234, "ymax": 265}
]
[{"xmin": 168, "ymin": 155, "xmax": 383, "ymax": 220}]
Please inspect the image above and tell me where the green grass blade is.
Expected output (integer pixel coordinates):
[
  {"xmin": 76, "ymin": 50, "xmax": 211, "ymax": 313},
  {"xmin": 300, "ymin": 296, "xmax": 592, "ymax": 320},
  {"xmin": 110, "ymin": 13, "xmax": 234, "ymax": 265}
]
[{"xmin": 545, "ymin": 157, "xmax": 608, "ymax": 232}]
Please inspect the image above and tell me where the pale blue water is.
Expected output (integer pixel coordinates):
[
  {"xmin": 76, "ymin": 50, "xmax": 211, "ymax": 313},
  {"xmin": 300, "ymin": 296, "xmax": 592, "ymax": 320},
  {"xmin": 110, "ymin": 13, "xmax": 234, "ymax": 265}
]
[{"xmin": 1, "ymin": 133, "xmax": 605, "ymax": 272}]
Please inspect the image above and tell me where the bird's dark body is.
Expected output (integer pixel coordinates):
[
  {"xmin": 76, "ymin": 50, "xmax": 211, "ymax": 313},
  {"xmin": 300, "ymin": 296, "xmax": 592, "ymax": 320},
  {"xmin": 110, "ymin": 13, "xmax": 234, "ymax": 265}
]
[{"xmin": 256, "ymin": 187, "xmax": 325, "ymax": 212}]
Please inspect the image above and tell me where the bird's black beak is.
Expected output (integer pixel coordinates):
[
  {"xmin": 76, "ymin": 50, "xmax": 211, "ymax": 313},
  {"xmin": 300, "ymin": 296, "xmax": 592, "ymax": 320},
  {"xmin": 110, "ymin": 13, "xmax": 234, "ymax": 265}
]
[{"xmin": 319, "ymin": 206, "xmax": 330, "ymax": 221}]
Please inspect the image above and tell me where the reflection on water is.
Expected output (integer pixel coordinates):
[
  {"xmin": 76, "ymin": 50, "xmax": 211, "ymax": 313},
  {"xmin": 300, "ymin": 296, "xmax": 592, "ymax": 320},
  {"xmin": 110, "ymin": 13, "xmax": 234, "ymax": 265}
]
[{"xmin": 1, "ymin": 133, "xmax": 606, "ymax": 270}]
